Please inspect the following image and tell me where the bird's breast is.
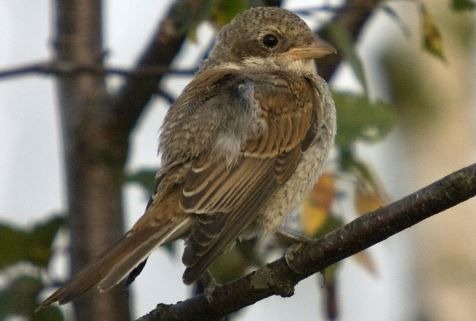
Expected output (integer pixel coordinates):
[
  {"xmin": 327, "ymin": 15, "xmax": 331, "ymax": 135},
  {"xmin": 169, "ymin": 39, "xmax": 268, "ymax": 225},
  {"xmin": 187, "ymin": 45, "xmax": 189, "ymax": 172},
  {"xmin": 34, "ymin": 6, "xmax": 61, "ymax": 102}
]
[
  {"xmin": 246, "ymin": 140, "xmax": 326, "ymax": 238},
  {"xmin": 242, "ymin": 78, "xmax": 336, "ymax": 239}
]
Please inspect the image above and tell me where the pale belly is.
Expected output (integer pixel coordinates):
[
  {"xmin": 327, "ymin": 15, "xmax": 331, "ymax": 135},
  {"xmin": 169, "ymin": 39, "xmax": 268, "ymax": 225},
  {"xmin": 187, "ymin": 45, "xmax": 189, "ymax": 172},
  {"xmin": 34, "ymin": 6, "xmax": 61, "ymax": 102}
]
[{"xmin": 241, "ymin": 118, "xmax": 335, "ymax": 239}]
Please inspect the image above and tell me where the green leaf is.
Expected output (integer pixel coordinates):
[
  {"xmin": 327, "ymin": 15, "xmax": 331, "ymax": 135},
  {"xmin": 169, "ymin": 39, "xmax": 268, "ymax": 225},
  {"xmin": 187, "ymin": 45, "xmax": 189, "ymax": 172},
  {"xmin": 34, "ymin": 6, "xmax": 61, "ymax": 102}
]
[
  {"xmin": 0, "ymin": 215, "xmax": 64, "ymax": 269},
  {"xmin": 0, "ymin": 275, "xmax": 41, "ymax": 319},
  {"xmin": 126, "ymin": 168, "xmax": 157, "ymax": 195},
  {"xmin": 209, "ymin": 239, "xmax": 260, "ymax": 283},
  {"xmin": 312, "ymin": 214, "xmax": 344, "ymax": 239},
  {"xmin": 420, "ymin": 4, "xmax": 446, "ymax": 61},
  {"xmin": 26, "ymin": 215, "xmax": 65, "ymax": 267},
  {"xmin": 0, "ymin": 275, "xmax": 64, "ymax": 321},
  {"xmin": 327, "ymin": 23, "xmax": 369, "ymax": 97},
  {"xmin": 33, "ymin": 306, "xmax": 64, "ymax": 321},
  {"xmin": 333, "ymin": 92, "xmax": 396, "ymax": 147},
  {"xmin": 211, "ymin": 0, "xmax": 249, "ymax": 28},
  {"xmin": 0, "ymin": 223, "xmax": 27, "ymax": 269},
  {"xmin": 451, "ymin": 0, "xmax": 476, "ymax": 11}
]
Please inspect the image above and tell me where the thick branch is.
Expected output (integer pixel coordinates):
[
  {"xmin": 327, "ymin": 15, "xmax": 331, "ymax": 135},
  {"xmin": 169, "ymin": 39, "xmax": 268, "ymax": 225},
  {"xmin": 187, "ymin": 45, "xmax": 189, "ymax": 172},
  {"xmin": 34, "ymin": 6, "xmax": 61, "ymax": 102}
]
[
  {"xmin": 137, "ymin": 163, "xmax": 476, "ymax": 321},
  {"xmin": 53, "ymin": 1, "xmax": 130, "ymax": 320},
  {"xmin": 110, "ymin": 0, "xmax": 208, "ymax": 138}
]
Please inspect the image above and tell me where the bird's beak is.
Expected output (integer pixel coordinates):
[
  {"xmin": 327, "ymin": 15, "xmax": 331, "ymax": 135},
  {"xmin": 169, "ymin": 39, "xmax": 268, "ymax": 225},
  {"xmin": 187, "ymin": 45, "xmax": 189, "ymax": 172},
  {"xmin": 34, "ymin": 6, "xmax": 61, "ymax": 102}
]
[{"xmin": 288, "ymin": 37, "xmax": 336, "ymax": 60}]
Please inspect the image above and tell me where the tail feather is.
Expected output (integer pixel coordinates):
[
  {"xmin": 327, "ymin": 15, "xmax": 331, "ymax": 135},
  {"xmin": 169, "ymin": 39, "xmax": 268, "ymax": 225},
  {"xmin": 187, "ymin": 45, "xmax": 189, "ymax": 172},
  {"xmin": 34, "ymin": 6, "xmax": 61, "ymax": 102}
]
[
  {"xmin": 38, "ymin": 217, "xmax": 190, "ymax": 309},
  {"xmin": 98, "ymin": 218, "xmax": 191, "ymax": 291}
]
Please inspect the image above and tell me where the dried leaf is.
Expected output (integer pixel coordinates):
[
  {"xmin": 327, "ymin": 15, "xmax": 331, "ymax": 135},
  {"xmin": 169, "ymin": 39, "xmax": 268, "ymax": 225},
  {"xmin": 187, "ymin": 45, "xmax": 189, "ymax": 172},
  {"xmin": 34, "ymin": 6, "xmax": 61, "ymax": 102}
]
[
  {"xmin": 355, "ymin": 180, "xmax": 389, "ymax": 216},
  {"xmin": 300, "ymin": 173, "xmax": 336, "ymax": 237},
  {"xmin": 352, "ymin": 251, "xmax": 378, "ymax": 275},
  {"xmin": 338, "ymin": 150, "xmax": 390, "ymax": 215},
  {"xmin": 420, "ymin": 4, "xmax": 446, "ymax": 61}
]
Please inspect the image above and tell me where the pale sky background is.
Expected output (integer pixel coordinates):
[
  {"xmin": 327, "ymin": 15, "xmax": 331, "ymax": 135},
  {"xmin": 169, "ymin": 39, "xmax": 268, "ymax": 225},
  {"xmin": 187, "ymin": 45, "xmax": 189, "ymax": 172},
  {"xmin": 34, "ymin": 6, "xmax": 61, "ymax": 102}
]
[{"xmin": 3, "ymin": 1, "xmax": 472, "ymax": 320}]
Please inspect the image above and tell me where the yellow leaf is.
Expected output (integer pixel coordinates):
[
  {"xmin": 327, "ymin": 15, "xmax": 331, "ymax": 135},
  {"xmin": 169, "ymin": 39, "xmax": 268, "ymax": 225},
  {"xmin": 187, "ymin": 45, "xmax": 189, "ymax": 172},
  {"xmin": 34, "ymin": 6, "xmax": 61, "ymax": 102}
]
[
  {"xmin": 420, "ymin": 4, "xmax": 446, "ymax": 61},
  {"xmin": 354, "ymin": 180, "xmax": 389, "ymax": 215},
  {"xmin": 301, "ymin": 201, "xmax": 329, "ymax": 237},
  {"xmin": 300, "ymin": 173, "xmax": 336, "ymax": 237}
]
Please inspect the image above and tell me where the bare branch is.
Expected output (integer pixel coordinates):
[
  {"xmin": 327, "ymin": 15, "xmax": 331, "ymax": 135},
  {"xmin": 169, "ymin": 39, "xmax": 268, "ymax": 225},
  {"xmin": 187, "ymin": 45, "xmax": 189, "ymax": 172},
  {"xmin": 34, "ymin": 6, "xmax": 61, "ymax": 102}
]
[
  {"xmin": 136, "ymin": 163, "xmax": 476, "ymax": 321},
  {"xmin": 0, "ymin": 61, "xmax": 196, "ymax": 80},
  {"xmin": 110, "ymin": 0, "xmax": 209, "ymax": 137}
]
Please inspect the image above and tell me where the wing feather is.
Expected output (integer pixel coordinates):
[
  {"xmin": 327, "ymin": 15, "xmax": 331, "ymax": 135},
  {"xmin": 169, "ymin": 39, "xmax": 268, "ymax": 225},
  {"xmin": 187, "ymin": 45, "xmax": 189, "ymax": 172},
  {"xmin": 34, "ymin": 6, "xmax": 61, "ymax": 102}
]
[{"xmin": 177, "ymin": 68, "xmax": 320, "ymax": 284}]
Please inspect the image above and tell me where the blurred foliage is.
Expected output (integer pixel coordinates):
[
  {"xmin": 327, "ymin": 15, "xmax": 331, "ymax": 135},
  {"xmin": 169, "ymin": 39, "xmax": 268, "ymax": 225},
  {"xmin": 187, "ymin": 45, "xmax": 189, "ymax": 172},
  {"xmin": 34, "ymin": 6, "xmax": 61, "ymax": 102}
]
[
  {"xmin": 420, "ymin": 4, "xmax": 446, "ymax": 61},
  {"xmin": 0, "ymin": 215, "xmax": 64, "ymax": 269},
  {"xmin": 125, "ymin": 168, "xmax": 157, "ymax": 196},
  {"xmin": 187, "ymin": 0, "xmax": 282, "ymax": 39},
  {"xmin": 208, "ymin": 239, "xmax": 261, "ymax": 283},
  {"xmin": 0, "ymin": 275, "xmax": 64, "ymax": 321},
  {"xmin": 451, "ymin": 0, "xmax": 476, "ymax": 10},
  {"xmin": 333, "ymin": 92, "xmax": 396, "ymax": 147},
  {"xmin": 0, "ymin": 216, "xmax": 65, "ymax": 321},
  {"xmin": 327, "ymin": 23, "xmax": 369, "ymax": 97},
  {"xmin": 300, "ymin": 173, "xmax": 336, "ymax": 237},
  {"xmin": 209, "ymin": 0, "xmax": 249, "ymax": 28}
]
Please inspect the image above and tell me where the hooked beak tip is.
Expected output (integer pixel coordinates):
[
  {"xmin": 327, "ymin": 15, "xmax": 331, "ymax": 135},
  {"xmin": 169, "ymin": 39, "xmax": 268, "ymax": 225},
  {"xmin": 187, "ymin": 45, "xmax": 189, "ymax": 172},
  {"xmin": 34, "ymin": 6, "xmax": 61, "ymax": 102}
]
[{"xmin": 289, "ymin": 37, "xmax": 337, "ymax": 60}]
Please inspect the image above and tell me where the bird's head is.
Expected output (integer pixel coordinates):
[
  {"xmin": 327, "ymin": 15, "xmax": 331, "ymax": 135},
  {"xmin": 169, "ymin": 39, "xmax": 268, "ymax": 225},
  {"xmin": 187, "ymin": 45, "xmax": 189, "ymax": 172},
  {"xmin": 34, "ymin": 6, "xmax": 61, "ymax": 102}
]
[{"xmin": 205, "ymin": 7, "xmax": 336, "ymax": 71}]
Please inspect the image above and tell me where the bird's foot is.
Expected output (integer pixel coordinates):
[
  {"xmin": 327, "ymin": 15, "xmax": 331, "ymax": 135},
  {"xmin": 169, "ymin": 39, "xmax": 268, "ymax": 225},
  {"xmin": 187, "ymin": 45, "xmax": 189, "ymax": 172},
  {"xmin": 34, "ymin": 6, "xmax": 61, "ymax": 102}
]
[
  {"xmin": 200, "ymin": 271, "xmax": 219, "ymax": 302},
  {"xmin": 276, "ymin": 230, "xmax": 313, "ymax": 244},
  {"xmin": 277, "ymin": 230, "xmax": 313, "ymax": 275}
]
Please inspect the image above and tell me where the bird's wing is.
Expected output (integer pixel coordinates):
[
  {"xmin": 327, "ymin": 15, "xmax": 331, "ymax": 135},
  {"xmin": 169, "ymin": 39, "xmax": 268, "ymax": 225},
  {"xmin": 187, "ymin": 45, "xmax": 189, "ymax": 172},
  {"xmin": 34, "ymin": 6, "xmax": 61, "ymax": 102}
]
[{"xmin": 177, "ymin": 68, "xmax": 321, "ymax": 284}]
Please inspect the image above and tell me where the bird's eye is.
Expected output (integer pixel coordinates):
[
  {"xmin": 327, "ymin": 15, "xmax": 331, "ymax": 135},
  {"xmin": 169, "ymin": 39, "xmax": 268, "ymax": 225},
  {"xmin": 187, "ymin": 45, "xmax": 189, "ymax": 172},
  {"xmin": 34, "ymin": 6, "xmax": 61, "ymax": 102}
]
[{"xmin": 262, "ymin": 34, "xmax": 278, "ymax": 48}]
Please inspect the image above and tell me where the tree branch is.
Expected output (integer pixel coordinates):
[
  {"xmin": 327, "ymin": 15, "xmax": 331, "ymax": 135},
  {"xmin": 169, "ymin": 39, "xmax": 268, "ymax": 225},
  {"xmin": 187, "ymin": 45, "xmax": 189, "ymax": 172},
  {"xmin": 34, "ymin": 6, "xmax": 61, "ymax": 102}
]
[
  {"xmin": 110, "ymin": 0, "xmax": 209, "ymax": 138},
  {"xmin": 0, "ymin": 61, "xmax": 197, "ymax": 80},
  {"xmin": 136, "ymin": 163, "xmax": 476, "ymax": 321},
  {"xmin": 53, "ymin": 1, "xmax": 130, "ymax": 320}
]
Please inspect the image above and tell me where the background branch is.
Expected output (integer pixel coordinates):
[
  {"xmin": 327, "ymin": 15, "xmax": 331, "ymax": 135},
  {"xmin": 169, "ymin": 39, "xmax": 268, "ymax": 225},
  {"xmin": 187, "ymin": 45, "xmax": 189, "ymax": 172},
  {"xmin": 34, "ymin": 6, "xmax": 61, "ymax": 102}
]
[
  {"xmin": 53, "ymin": 1, "xmax": 131, "ymax": 321},
  {"xmin": 0, "ymin": 61, "xmax": 196, "ymax": 80},
  {"xmin": 110, "ymin": 0, "xmax": 208, "ymax": 138},
  {"xmin": 137, "ymin": 163, "xmax": 476, "ymax": 321}
]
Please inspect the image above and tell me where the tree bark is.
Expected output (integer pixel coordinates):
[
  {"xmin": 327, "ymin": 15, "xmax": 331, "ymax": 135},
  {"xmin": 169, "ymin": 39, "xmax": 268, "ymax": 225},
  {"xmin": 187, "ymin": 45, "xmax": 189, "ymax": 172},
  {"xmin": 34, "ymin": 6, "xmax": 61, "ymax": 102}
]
[{"xmin": 53, "ymin": 1, "xmax": 130, "ymax": 320}]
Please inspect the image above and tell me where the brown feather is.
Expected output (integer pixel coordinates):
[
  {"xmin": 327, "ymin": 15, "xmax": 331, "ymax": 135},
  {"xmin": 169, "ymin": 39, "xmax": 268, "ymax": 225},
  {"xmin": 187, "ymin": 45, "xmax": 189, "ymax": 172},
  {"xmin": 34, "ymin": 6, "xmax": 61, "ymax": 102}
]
[
  {"xmin": 179, "ymin": 70, "xmax": 318, "ymax": 285},
  {"xmin": 182, "ymin": 159, "xmax": 277, "ymax": 284},
  {"xmin": 39, "ymin": 184, "xmax": 188, "ymax": 307}
]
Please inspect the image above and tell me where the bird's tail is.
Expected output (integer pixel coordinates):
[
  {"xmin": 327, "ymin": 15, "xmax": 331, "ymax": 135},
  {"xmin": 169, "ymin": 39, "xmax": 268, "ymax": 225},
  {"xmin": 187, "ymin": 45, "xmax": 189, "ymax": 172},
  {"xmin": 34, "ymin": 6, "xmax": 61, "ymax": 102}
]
[{"xmin": 38, "ymin": 213, "xmax": 190, "ymax": 309}]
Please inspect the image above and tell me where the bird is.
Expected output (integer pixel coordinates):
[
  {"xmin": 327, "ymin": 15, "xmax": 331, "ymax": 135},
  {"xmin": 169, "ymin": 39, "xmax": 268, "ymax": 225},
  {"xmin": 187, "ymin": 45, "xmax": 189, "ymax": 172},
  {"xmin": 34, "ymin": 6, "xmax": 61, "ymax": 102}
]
[{"xmin": 39, "ymin": 6, "xmax": 336, "ymax": 307}]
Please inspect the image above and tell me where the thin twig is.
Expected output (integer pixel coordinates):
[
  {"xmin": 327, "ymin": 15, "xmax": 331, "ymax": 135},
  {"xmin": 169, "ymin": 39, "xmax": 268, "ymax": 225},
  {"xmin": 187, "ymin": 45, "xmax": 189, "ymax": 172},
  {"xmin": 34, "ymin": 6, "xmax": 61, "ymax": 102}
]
[{"xmin": 0, "ymin": 61, "xmax": 196, "ymax": 81}]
